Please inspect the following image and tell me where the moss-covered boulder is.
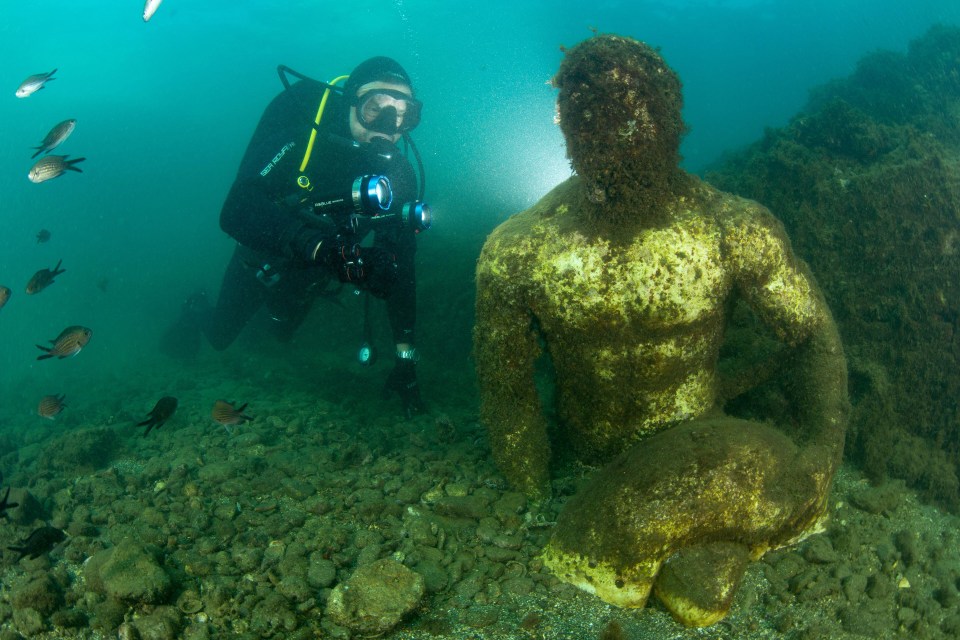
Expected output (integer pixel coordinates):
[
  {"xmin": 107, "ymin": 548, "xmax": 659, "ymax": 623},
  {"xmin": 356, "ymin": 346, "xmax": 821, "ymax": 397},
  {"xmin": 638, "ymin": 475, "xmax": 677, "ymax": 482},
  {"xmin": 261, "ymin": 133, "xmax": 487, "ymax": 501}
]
[
  {"xmin": 10, "ymin": 574, "xmax": 63, "ymax": 616},
  {"xmin": 708, "ymin": 24, "xmax": 960, "ymax": 510},
  {"xmin": 84, "ymin": 538, "xmax": 173, "ymax": 605},
  {"xmin": 36, "ymin": 427, "xmax": 118, "ymax": 474},
  {"xmin": 325, "ymin": 558, "xmax": 425, "ymax": 635}
]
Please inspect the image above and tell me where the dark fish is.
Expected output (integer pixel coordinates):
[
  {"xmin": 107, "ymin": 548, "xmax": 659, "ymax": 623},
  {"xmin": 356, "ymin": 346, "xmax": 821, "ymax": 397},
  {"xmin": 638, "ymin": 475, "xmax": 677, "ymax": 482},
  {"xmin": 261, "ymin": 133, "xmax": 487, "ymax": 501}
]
[
  {"xmin": 137, "ymin": 396, "xmax": 178, "ymax": 436},
  {"xmin": 36, "ymin": 229, "xmax": 51, "ymax": 243},
  {"xmin": 36, "ymin": 325, "xmax": 92, "ymax": 360},
  {"xmin": 16, "ymin": 69, "xmax": 57, "ymax": 98},
  {"xmin": 28, "ymin": 155, "xmax": 85, "ymax": 183},
  {"xmin": 96, "ymin": 277, "xmax": 109, "ymax": 293},
  {"xmin": 7, "ymin": 525, "xmax": 65, "ymax": 560},
  {"xmin": 31, "ymin": 119, "xmax": 76, "ymax": 158},
  {"xmin": 26, "ymin": 259, "xmax": 65, "ymax": 294},
  {"xmin": 38, "ymin": 394, "xmax": 67, "ymax": 420},
  {"xmin": 0, "ymin": 286, "xmax": 10, "ymax": 311},
  {"xmin": 0, "ymin": 487, "xmax": 19, "ymax": 519},
  {"xmin": 212, "ymin": 400, "xmax": 254, "ymax": 427}
]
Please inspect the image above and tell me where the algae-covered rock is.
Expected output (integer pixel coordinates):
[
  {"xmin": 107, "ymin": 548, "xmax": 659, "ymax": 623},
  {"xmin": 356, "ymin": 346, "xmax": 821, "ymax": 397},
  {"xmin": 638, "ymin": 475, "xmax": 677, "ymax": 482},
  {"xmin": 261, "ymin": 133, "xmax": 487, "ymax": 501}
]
[
  {"xmin": 6, "ymin": 489, "xmax": 44, "ymax": 526},
  {"xmin": 86, "ymin": 538, "xmax": 173, "ymax": 605},
  {"xmin": 131, "ymin": 606, "xmax": 181, "ymax": 640},
  {"xmin": 325, "ymin": 557, "xmax": 425, "ymax": 635},
  {"xmin": 708, "ymin": 25, "xmax": 960, "ymax": 510},
  {"xmin": 11, "ymin": 608, "xmax": 44, "ymax": 637},
  {"xmin": 10, "ymin": 574, "xmax": 63, "ymax": 616},
  {"xmin": 36, "ymin": 427, "xmax": 118, "ymax": 474}
]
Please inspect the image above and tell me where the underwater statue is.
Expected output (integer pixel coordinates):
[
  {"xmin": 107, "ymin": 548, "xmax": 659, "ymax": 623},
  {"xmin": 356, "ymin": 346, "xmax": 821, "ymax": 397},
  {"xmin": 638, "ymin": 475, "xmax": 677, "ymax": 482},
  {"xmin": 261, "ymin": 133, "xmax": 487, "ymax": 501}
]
[{"xmin": 474, "ymin": 34, "xmax": 849, "ymax": 627}]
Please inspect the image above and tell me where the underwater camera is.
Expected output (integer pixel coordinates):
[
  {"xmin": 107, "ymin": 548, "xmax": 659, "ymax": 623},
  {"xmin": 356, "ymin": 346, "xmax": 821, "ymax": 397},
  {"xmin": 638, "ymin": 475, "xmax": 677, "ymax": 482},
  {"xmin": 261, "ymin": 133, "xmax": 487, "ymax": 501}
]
[{"xmin": 313, "ymin": 175, "xmax": 432, "ymax": 234}]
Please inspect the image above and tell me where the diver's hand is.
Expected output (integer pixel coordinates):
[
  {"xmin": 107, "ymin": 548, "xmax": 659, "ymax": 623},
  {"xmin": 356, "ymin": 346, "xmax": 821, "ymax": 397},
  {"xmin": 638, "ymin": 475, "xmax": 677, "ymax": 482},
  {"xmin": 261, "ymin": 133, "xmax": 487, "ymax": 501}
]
[
  {"xmin": 312, "ymin": 236, "xmax": 397, "ymax": 298},
  {"xmin": 357, "ymin": 246, "xmax": 398, "ymax": 299},
  {"xmin": 383, "ymin": 358, "xmax": 426, "ymax": 419}
]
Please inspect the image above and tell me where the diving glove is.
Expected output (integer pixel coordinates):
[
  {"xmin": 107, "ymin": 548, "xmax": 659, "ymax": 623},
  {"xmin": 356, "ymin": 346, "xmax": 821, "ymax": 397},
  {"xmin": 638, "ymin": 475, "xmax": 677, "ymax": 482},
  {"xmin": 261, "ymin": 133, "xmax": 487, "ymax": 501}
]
[{"xmin": 307, "ymin": 233, "xmax": 398, "ymax": 298}]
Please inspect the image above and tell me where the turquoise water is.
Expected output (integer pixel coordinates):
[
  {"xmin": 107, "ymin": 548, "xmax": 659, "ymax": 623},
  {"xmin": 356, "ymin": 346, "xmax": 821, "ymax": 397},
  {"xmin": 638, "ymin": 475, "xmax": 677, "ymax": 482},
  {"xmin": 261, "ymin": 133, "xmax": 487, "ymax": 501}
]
[
  {"xmin": 1, "ymin": 0, "xmax": 958, "ymax": 393},
  {"xmin": 1, "ymin": 3, "xmax": 960, "ymax": 636}
]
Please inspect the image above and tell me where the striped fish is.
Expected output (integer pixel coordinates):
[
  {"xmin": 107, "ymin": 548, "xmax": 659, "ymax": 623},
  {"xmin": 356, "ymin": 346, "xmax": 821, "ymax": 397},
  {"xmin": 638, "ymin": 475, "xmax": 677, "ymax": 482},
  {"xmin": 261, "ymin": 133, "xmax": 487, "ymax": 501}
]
[
  {"xmin": 28, "ymin": 155, "xmax": 85, "ymax": 183},
  {"xmin": 37, "ymin": 394, "xmax": 67, "ymax": 420},
  {"xmin": 211, "ymin": 400, "xmax": 254, "ymax": 428},
  {"xmin": 36, "ymin": 325, "xmax": 92, "ymax": 360},
  {"xmin": 32, "ymin": 119, "xmax": 76, "ymax": 158}
]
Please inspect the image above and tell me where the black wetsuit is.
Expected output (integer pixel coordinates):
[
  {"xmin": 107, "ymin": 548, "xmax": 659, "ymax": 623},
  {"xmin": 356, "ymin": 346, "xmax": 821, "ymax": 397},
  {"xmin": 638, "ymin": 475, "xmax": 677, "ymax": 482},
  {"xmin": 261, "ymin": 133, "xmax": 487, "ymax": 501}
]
[{"xmin": 207, "ymin": 79, "xmax": 419, "ymax": 349}]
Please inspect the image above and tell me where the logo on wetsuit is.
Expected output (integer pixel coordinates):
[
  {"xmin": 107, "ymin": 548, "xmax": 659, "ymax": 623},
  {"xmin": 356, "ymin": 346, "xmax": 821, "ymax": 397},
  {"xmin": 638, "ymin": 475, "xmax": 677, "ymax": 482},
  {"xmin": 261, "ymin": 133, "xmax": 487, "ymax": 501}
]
[{"xmin": 260, "ymin": 141, "xmax": 296, "ymax": 177}]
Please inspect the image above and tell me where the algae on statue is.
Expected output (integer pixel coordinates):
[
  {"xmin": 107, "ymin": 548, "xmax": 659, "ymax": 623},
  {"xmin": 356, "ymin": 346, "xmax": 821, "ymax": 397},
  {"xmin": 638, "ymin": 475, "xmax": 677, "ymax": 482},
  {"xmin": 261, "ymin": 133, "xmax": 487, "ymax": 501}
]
[{"xmin": 474, "ymin": 34, "xmax": 849, "ymax": 627}]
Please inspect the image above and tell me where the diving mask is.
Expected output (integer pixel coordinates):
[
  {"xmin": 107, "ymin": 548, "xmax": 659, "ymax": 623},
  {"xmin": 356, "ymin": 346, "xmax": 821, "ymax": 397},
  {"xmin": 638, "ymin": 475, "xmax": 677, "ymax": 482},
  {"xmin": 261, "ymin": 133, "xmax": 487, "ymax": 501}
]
[{"xmin": 355, "ymin": 89, "xmax": 422, "ymax": 135}]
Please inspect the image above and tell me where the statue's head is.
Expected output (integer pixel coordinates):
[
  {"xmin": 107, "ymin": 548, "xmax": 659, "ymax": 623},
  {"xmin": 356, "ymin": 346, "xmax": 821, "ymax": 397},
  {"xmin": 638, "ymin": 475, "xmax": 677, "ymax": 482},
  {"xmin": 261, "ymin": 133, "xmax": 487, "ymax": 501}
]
[{"xmin": 554, "ymin": 35, "xmax": 687, "ymax": 220}]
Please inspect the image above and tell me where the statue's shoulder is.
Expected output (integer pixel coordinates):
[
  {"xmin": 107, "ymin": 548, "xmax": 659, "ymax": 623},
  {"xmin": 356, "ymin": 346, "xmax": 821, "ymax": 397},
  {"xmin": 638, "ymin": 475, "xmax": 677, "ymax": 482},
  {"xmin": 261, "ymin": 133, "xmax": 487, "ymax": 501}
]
[
  {"xmin": 487, "ymin": 176, "xmax": 579, "ymax": 243},
  {"xmin": 689, "ymin": 176, "xmax": 783, "ymax": 236},
  {"xmin": 693, "ymin": 178, "xmax": 799, "ymax": 275}
]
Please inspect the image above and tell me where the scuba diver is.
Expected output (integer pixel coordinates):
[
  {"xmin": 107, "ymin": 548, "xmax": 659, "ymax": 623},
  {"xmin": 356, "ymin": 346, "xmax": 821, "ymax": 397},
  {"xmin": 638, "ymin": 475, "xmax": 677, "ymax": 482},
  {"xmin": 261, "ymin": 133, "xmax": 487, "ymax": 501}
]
[{"xmin": 165, "ymin": 56, "xmax": 429, "ymax": 418}]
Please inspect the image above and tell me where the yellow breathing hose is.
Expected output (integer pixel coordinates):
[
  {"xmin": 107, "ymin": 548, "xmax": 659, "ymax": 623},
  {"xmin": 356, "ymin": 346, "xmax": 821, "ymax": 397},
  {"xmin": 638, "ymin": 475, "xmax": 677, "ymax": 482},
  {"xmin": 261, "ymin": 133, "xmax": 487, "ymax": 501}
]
[{"xmin": 298, "ymin": 74, "xmax": 349, "ymax": 176}]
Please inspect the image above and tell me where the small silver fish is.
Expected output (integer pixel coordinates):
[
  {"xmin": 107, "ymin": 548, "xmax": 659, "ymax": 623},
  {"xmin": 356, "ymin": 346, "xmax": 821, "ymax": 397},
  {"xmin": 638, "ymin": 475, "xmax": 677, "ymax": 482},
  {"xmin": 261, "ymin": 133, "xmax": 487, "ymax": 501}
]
[
  {"xmin": 143, "ymin": 0, "xmax": 163, "ymax": 22},
  {"xmin": 28, "ymin": 155, "xmax": 85, "ymax": 183},
  {"xmin": 16, "ymin": 69, "xmax": 57, "ymax": 98},
  {"xmin": 32, "ymin": 119, "xmax": 76, "ymax": 158}
]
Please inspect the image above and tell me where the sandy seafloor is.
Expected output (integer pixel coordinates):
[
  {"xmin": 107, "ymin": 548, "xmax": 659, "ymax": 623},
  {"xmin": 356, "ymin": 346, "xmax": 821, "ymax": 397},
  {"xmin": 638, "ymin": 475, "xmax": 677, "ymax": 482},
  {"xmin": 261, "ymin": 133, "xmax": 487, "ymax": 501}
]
[{"xmin": 0, "ymin": 345, "xmax": 957, "ymax": 640}]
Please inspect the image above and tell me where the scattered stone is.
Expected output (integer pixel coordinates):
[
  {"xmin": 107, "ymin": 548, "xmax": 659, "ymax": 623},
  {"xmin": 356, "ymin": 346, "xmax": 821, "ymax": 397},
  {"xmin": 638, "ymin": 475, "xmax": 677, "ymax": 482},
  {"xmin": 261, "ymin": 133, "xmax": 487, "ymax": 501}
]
[
  {"xmin": 87, "ymin": 539, "xmax": 173, "ymax": 605},
  {"xmin": 843, "ymin": 574, "xmax": 868, "ymax": 603},
  {"xmin": 132, "ymin": 606, "xmax": 181, "ymax": 640},
  {"xmin": 432, "ymin": 495, "xmax": 490, "ymax": 520},
  {"xmin": 6, "ymin": 489, "xmax": 44, "ymax": 526},
  {"xmin": 413, "ymin": 558, "xmax": 449, "ymax": 593},
  {"xmin": 10, "ymin": 574, "xmax": 63, "ymax": 615},
  {"xmin": 11, "ymin": 608, "xmax": 44, "ymax": 637},
  {"xmin": 325, "ymin": 558, "xmax": 425, "ymax": 635},
  {"xmin": 49, "ymin": 609, "xmax": 87, "ymax": 628},
  {"xmin": 307, "ymin": 556, "xmax": 337, "ymax": 589},
  {"xmin": 849, "ymin": 482, "xmax": 904, "ymax": 515},
  {"xmin": 463, "ymin": 604, "xmax": 499, "ymax": 628},
  {"xmin": 803, "ymin": 535, "xmax": 839, "ymax": 564}
]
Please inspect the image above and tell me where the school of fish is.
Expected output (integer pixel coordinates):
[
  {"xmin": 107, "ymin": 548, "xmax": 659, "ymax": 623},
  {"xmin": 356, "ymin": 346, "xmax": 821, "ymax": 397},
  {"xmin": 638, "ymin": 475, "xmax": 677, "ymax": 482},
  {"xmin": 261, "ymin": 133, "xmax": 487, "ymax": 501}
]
[{"xmin": 0, "ymin": 1, "xmax": 253, "ymax": 571}]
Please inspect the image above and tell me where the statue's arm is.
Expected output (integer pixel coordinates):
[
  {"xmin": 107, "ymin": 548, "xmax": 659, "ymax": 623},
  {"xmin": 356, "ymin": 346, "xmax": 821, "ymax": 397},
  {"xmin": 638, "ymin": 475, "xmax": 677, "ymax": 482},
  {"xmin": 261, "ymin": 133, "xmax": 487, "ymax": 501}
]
[
  {"xmin": 724, "ymin": 205, "xmax": 850, "ymax": 461},
  {"xmin": 474, "ymin": 234, "xmax": 552, "ymax": 499}
]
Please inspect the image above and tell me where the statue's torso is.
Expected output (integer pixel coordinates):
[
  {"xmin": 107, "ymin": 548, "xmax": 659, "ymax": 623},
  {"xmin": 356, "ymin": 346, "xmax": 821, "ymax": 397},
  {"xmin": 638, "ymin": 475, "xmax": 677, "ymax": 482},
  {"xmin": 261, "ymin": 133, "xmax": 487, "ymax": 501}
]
[{"xmin": 523, "ymin": 182, "xmax": 734, "ymax": 456}]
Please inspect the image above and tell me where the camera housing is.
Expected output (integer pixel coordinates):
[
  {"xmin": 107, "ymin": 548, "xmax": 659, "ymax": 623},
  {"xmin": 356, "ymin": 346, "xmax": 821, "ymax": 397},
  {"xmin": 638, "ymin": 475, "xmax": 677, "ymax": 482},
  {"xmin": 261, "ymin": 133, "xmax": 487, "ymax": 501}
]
[
  {"xmin": 313, "ymin": 175, "xmax": 432, "ymax": 233},
  {"xmin": 314, "ymin": 175, "xmax": 392, "ymax": 218}
]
